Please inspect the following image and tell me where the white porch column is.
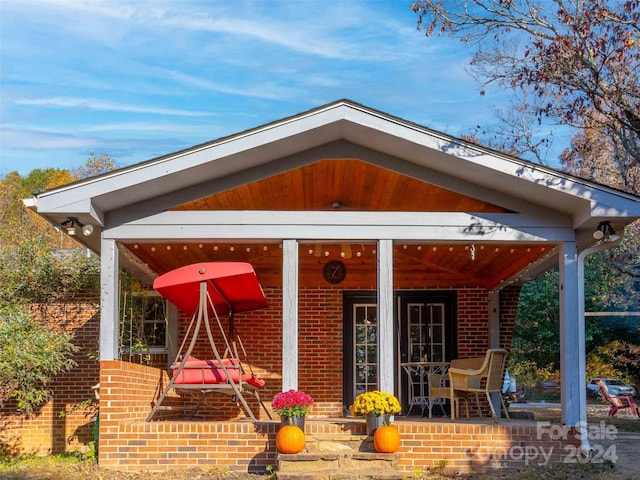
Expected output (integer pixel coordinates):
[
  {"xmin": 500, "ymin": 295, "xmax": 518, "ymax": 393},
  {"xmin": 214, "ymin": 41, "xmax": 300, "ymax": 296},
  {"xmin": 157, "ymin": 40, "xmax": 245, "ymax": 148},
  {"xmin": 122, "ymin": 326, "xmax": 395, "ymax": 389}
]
[
  {"xmin": 488, "ymin": 291, "xmax": 500, "ymax": 348},
  {"xmin": 559, "ymin": 240, "xmax": 582, "ymax": 425},
  {"xmin": 282, "ymin": 239, "xmax": 299, "ymax": 391},
  {"xmin": 488, "ymin": 291, "xmax": 502, "ymax": 416},
  {"xmin": 166, "ymin": 303, "xmax": 179, "ymax": 369},
  {"xmin": 100, "ymin": 238, "xmax": 120, "ymax": 361},
  {"xmin": 377, "ymin": 239, "xmax": 394, "ymax": 394}
]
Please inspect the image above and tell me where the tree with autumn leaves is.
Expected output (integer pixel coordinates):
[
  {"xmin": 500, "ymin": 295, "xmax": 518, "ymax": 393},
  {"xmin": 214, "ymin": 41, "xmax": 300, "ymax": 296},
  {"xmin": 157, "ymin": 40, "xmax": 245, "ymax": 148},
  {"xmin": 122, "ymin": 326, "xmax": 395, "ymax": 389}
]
[
  {"xmin": 411, "ymin": 0, "xmax": 640, "ymax": 387},
  {"xmin": 411, "ymin": 0, "xmax": 639, "ymax": 182},
  {"xmin": 0, "ymin": 155, "xmax": 113, "ymax": 415}
]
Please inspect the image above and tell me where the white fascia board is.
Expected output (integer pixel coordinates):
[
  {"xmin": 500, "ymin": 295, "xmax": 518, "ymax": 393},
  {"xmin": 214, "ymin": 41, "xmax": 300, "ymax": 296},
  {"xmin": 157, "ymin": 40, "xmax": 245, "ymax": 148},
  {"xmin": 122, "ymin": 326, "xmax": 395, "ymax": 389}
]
[
  {"xmin": 33, "ymin": 198, "xmax": 104, "ymax": 226},
  {"xmin": 104, "ymin": 210, "xmax": 574, "ymax": 243}
]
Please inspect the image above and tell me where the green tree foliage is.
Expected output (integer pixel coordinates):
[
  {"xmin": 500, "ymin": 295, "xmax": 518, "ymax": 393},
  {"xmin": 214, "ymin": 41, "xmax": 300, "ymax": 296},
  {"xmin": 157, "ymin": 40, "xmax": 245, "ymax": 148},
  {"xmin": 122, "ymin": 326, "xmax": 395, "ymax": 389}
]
[
  {"xmin": 0, "ymin": 156, "xmax": 110, "ymax": 416},
  {"xmin": 588, "ymin": 341, "xmax": 640, "ymax": 387},
  {"xmin": 513, "ymin": 241, "xmax": 640, "ymax": 386},
  {"xmin": 0, "ymin": 302, "xmax": 78, "ymax": 416},
  {"xmin": 0, "ymin": 168, "xmax": 100, "ymax": 304}
]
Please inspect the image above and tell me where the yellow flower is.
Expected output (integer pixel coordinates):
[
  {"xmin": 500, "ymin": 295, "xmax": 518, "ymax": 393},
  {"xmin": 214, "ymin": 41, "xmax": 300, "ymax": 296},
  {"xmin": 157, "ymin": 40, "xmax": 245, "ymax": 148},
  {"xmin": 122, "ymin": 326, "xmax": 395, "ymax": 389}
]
[{"xmin": 349, "ymin": 390, "xmax": 401, "ymax": 416}]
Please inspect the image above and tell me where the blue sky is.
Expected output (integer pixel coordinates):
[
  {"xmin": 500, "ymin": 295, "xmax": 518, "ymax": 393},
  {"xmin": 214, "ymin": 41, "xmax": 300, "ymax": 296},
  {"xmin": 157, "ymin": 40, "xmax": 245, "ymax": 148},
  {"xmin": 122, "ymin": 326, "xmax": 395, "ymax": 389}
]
[{"xmin": 1, "ymin": 0, "xmax": 563, "ymax": 177}]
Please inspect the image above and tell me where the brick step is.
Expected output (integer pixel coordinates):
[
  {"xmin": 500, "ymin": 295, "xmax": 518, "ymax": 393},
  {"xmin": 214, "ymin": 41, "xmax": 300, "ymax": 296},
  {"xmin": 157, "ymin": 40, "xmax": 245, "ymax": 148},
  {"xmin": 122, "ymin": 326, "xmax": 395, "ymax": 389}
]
[{"xmin": 277, "ymin": 451, "xmax": 401, "ymax": 479}]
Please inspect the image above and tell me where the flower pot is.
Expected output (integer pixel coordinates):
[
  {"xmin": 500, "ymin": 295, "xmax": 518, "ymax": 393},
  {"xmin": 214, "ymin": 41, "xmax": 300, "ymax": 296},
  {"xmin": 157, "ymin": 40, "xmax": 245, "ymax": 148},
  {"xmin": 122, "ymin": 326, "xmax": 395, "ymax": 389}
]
[
  {"xmin": 281, "ymin": 414, "xmax": 305, "ymax": 432},
  {"xmin": 365, "ymin": 413, "xmax": 392, "ymax": 435}
]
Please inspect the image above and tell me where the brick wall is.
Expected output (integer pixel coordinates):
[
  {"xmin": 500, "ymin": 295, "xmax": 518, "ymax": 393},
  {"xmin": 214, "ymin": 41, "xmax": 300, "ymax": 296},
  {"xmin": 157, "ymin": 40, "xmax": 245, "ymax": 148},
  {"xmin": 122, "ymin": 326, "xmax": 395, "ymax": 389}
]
[
  {"xmin": 499, "ymin": 286, "xmax": 521, "ymax": 351},
  {"xmin": 457, "ymin": 288, "xmax": 490, "ymax": 357},
  {"xmin": 456, "ymin": 286, "xmax": 521, "ymax": 357},
  {"xmin": 0, "ymin": 298, "xmax": 100, "ymax": 456}
]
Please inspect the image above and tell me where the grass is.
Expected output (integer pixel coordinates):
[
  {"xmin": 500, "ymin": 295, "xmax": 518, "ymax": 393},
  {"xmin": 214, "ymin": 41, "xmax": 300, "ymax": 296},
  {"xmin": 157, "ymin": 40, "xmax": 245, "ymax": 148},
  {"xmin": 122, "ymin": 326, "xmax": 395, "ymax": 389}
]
[{"xmin": 0, "ymin": 456, "xmax": 624, "ymax": 480}]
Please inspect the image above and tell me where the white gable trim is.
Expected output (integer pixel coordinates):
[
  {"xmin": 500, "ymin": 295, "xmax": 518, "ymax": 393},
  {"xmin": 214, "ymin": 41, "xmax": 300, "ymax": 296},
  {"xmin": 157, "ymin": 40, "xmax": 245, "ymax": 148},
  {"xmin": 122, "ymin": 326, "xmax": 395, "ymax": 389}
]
[{"xmin": 32, "ymin": 101, "xmax": 640, "ymax": 223}]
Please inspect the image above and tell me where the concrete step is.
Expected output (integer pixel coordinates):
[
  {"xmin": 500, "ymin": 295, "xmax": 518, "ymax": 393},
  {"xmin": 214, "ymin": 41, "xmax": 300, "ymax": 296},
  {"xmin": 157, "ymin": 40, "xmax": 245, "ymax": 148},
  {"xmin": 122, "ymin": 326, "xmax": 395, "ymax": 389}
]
[
  {"xmin": 277, "ymin": 468, "xmax": 406, "ymax": 480},
  {"xmin": 277, "ymin": 451, "xmax": 403, "ymax": 479}
]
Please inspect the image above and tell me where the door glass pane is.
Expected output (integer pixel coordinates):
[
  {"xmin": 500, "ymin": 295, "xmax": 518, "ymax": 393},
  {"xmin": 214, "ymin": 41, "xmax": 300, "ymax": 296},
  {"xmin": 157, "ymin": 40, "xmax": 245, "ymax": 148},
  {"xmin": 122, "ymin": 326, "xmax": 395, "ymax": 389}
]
[
  {"xmin": 354, "ymin": 304, "xmax": 377, "ymax": 395},
  {"xmin": 408, "ymin": 303, "xmax": 427, "ymax": 362},
  {"xmin": 428, "ymin": 304, "xmax": 445, "ymax": 362}
]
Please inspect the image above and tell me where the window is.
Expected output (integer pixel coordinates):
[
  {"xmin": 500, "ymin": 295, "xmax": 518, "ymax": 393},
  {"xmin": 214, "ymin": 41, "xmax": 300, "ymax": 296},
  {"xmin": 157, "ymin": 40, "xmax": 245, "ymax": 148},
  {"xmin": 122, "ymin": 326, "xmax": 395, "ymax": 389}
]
[{"xmin": 120, "ymin": 291, "xmax": 167, "ymax": 355}]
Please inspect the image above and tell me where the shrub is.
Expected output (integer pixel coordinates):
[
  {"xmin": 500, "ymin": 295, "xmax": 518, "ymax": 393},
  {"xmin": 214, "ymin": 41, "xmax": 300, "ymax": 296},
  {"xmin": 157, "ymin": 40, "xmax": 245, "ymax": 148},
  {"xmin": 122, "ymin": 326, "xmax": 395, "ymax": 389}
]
[{"xmin": 0, "ymin": 302, "xmax": 78, "ymax": 416}]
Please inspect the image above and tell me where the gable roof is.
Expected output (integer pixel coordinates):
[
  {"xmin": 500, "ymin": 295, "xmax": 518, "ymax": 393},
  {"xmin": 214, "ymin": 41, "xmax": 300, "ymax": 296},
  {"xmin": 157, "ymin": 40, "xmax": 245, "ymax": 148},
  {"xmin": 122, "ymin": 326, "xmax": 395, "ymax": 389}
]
[{"xmin": 26, "ymin": 99, "xmax": 640, "ymax": 259}]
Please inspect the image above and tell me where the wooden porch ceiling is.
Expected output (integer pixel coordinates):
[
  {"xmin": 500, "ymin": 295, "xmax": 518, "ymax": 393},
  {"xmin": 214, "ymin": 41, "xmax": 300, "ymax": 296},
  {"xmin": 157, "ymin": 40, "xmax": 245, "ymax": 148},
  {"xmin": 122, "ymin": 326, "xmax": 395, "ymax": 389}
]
[
  {"xmin": 172, "ymin": 159, "xmax": 512, "ymax": 213},
  {"xmin": 123, "ymin": 241, "xmax": 552, "ymax": 290}
]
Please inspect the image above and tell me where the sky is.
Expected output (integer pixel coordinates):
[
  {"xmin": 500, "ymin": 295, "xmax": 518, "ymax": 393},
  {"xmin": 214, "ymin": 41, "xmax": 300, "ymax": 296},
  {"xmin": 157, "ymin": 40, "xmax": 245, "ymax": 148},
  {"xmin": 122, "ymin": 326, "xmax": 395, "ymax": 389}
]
[{"xmin": 0, "ymin": 0, "xmax": 565, "ymax": 177}]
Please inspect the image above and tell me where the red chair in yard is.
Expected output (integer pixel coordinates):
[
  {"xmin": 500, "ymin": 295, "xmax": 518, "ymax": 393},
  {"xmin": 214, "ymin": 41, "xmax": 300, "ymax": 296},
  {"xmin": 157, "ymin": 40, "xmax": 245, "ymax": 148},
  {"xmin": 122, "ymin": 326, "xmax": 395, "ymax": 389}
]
[{"xmin": 597, "ymin": 380, "xmax": 640, "ymax": 418}]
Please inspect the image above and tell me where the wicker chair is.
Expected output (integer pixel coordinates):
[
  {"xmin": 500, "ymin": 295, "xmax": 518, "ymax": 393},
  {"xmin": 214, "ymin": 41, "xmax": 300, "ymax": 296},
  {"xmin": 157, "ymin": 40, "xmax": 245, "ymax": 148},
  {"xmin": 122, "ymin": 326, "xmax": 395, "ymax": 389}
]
[{"xmin": 448, "ymin": 348, "xmax": 510, "ymax": 422}]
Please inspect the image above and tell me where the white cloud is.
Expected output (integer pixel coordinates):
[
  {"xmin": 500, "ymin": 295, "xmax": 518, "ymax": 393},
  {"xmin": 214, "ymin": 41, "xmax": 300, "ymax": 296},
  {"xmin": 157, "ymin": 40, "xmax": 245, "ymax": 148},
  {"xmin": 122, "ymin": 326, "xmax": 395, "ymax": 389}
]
[
  {"xmin": 1, "ymin": 127, "xmax": 102, "ymax": 150},
  {"xmin": 158, "ymin": 69, "xmax": 299, "ymax": 100},
  {"xmin": 14, "ymin": 97, "xmax": 213, "ymax": 117}
]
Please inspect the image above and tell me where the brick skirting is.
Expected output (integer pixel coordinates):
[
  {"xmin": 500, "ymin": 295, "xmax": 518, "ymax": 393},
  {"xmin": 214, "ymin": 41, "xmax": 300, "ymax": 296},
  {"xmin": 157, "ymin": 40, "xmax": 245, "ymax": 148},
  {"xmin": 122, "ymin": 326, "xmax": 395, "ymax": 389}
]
[
  {"xmin": 99, "ymin": 417, "xmax": 581, "ymax": 474},
  {"xmin": 98, "ymin": 357, "xmax": 581, "ymax": 475}
]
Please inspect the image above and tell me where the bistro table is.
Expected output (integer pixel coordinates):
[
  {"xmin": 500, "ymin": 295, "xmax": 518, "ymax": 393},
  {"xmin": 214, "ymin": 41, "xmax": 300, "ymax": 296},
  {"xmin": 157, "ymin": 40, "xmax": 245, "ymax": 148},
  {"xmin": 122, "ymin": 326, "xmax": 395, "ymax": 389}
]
[{"xmin": 400, "ymin": 361, "xmax": 451, "ymax": 418}]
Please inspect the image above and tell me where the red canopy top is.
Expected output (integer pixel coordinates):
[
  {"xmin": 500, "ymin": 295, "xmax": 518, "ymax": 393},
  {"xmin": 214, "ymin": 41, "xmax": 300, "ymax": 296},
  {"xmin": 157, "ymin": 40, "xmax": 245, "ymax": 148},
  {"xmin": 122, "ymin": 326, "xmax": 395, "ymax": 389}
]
[{"xmin": 153, "ymin": 262, "xmax": 268, "ymax": 316}]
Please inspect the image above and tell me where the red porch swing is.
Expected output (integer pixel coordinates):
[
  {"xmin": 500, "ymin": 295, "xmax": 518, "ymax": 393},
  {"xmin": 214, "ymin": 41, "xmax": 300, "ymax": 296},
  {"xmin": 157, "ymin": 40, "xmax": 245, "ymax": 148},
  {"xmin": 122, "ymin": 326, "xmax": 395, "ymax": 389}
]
[{"xmin": 145, "ymin": 262, "xmax": 272, "ymax": 422}]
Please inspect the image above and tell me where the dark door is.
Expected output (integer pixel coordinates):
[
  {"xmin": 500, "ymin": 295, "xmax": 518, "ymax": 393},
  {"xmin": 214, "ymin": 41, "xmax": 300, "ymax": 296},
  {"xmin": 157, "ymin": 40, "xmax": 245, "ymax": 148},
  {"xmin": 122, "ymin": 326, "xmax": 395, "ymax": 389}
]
[
  {"xmin": 343, "ymin": 290, "xmax": 457, "ymax": 417},
  {"xmin": 398, "ymin": 291, "xmax": 457, "ymax": 415}
]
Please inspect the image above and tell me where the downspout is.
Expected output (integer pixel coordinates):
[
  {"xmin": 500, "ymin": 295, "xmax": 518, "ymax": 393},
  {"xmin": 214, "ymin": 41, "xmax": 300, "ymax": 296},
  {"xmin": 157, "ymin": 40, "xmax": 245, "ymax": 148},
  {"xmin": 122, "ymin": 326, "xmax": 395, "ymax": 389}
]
[{"xmin": 576, "ymin": 233, "xmax": 623, "ymax": 457}]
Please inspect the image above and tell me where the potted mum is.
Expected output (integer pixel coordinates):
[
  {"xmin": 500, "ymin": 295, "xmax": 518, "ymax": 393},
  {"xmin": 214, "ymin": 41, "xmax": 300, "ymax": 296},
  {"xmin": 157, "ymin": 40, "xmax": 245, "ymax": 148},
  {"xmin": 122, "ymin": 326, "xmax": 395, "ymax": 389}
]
[
  {"xmin": 272, "ymin": 389, "xmax": 314, "ymax": 432},
  {"xmin": 350, "ymin": 390, "xmax": 401, "ymax": 435}
]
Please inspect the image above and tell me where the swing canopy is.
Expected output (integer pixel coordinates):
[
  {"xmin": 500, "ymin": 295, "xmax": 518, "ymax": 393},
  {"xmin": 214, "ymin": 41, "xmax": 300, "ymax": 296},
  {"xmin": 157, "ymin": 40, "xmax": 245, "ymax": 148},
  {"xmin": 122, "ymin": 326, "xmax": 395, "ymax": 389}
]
[{"xmin": 153, "ymin": 262, "xmax": 268, "ymax": 316}]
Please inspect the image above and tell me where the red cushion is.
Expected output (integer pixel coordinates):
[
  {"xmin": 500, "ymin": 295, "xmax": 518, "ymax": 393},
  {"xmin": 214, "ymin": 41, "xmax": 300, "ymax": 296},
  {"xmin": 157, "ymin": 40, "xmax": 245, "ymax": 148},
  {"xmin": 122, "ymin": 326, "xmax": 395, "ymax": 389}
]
[{"xmin": 171, "ymin": 358, "xmax": 263, "ymax": 388}]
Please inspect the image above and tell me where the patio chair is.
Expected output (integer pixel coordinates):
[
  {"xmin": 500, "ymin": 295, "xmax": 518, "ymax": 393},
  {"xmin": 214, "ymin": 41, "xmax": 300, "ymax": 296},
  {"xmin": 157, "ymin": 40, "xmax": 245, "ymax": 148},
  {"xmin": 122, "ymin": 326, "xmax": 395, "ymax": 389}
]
[
  {"xmin": 448, "ymin": 348, "xmax": 510, "ymax": 422},
  {"xmin": 426, "ymin": 364, "xmax": 450, "ymax": 418},
  {"xmin": 597, "ymin": 380, "xmax": 639, "ymax": 418}
]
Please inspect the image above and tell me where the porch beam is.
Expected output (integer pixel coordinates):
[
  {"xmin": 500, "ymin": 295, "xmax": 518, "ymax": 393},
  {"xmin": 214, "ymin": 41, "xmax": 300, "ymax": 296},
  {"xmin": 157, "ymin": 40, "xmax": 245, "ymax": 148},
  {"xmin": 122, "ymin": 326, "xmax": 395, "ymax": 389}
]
[
  {"xmin": 559, "ymin": 240, "xmax": 582, "ymax": 426},
  {"xmin": 377, "ymin": 239, "xmax": 394, "ymax": 394},
  {"xmin": 282, "ymin": 239, "xmax": 299, "ymax": 391},
  {"xmin": 106, "ymin": 211, "xmax": 574, "ymax": 242},
  {"xmin": 99, "ymin": 238, "xmax": 120, "ymax": 361}
]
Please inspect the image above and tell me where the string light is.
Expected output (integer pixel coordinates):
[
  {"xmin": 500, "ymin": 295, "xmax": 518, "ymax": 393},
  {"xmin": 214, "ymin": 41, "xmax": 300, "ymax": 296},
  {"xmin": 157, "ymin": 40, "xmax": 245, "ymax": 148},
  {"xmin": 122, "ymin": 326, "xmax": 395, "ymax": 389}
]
[{"xmin": 489, "ymin": 245, "xmax": 558, "ymax": 294}]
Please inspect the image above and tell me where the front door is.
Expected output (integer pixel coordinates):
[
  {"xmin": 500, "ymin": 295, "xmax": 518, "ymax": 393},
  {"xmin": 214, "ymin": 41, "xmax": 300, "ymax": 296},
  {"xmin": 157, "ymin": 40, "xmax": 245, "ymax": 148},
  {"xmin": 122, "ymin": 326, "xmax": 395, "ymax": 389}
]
[
  {"xmin": 398, "ymin": 291, "xmax": 457, "ymax": 415},
  {"xmin": 343, "ymin": 291, "xmax": 457, "ymax": 416}
]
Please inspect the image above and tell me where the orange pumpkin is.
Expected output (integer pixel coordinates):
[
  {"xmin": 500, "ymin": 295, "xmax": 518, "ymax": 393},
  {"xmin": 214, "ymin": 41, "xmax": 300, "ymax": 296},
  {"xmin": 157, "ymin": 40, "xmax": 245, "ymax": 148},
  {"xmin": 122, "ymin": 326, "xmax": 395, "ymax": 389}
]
[
  {"xmin": 276, "ymin": 425, "xmax": 305, "ymax": 454},
  {"xmin": 373, "ymin": 424, "xmax": 400, "ymax": 453}
]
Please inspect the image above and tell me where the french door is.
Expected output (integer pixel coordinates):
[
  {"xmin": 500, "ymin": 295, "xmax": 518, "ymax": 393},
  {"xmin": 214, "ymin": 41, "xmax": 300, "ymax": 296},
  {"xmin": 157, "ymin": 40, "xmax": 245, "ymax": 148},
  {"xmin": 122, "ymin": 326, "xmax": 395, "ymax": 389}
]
[{"xmin": 343, "ymin": 291, "xmax": 457, "ymax": 416}]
